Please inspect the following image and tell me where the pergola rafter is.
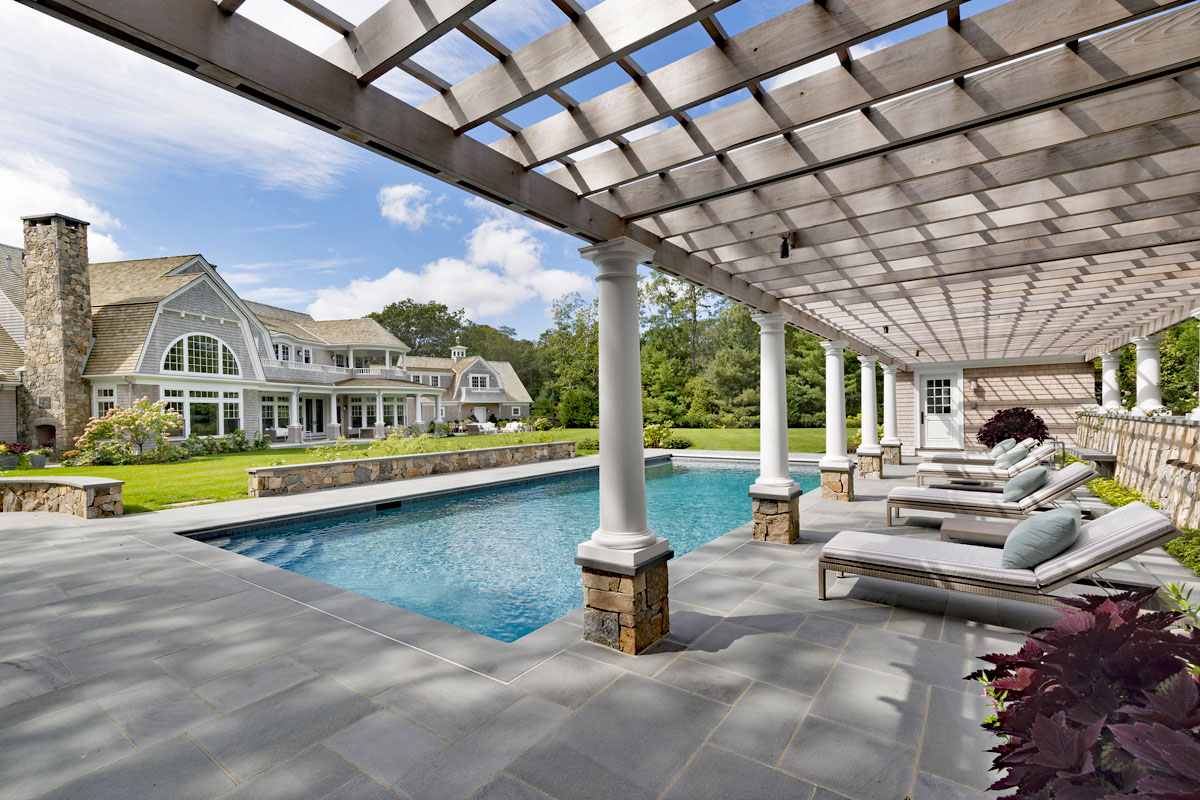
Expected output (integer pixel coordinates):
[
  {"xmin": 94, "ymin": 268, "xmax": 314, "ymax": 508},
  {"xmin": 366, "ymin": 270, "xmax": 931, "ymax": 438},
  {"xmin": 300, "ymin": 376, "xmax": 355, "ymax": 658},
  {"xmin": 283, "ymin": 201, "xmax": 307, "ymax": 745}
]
[{"xmin": 21, "ymin": 0, "xmax": 1200, "ymax": 365}]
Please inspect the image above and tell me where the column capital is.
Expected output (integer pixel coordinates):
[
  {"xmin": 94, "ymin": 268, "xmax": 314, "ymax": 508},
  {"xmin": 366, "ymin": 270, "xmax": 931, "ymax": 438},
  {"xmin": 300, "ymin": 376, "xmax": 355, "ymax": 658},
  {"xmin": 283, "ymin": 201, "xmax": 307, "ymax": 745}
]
[
  {"xmin": 1099, "ymin": 351, "xmax": 1120, "ymax": 363},
  {"xmin": 579, "ymin": 237, "xmax": 655, "ymax": 271},
  {"xmin": 820, "ymin": 339, "xmax": 847, "ymax": 356},
  {"xmin": 1191, "ymin": 307, "xmax": 1200, "ymax": 321},
  {"xmin": 750, "ymin": 311, "xmax": 787, "ymax": 333},
  {"xmin": 858, "ymin": 354, "xmax": 878, "ymax": 368},
  {"xmin": 881, "ymin": 362, "xmax": 900, "ymax": 375},
  {"xmin": 1132, "ymin": 334, "xmax": 1164, "ymax": 349}
]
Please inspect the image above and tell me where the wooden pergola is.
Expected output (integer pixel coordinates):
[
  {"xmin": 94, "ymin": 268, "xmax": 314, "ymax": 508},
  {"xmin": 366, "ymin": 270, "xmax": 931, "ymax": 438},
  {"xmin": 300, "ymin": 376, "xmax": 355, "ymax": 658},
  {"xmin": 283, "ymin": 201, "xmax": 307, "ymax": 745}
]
[{"xmin": 20, "ymin": 0, "xmax": 1200, "ymax": 364}]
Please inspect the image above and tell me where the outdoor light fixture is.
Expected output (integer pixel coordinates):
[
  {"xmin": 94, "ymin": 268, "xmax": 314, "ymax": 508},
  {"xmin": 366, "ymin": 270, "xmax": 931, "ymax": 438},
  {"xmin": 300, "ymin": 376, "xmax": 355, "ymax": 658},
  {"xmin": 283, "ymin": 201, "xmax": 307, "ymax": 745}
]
[
  {"xmin": 883, "ymin": 325, "xmax": 889, "ymax": 334},
  {"xmin": 779, "ymin": 234, "xmax": 791, "ymax": 259}
]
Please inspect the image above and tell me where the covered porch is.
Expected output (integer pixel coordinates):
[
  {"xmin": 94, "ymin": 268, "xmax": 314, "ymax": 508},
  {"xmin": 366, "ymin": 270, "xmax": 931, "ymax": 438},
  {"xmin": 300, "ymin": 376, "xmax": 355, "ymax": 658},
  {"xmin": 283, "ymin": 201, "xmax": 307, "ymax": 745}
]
[{"xmin": 260, "ymin": 382, "xmax": 444, "ymax": 443}]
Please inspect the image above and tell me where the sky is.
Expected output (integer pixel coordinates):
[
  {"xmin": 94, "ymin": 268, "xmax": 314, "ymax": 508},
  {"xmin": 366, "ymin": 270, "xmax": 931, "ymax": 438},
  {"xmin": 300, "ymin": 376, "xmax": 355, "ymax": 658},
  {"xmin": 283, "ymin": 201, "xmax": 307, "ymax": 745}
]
[{"xmin": 0, "ymin": 0, "xmax": 1008, "ymax": 339}]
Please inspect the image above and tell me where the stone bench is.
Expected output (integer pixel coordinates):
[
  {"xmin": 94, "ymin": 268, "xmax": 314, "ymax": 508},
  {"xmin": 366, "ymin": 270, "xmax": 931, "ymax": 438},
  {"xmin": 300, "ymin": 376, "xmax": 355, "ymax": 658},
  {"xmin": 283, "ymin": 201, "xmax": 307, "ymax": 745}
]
[
  {"xmin": 0, "ymin": 477, "xmax": 124, "ymax": 518},
  {"xmin": 1068, "ymin": 446, "xmax": 1116, "ymax": 478}
]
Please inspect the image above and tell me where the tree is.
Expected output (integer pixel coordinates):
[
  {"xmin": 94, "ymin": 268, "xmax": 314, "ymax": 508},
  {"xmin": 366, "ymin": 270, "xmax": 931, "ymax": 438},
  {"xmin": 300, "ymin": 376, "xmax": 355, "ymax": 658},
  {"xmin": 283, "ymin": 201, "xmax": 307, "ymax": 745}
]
[
  {"xmin": 539, "ymin": 293, "xmax": 599, "ymax": 394},
  {"xmin": 75, "ymin": 397, "xmax": 184, "ymax": 457},
  {"xmin": 557, "ymin": 388, "xmax": 598, "ymax": 427},
  {"xmin": 369, "ymin": 300, "xmax": 467, "ymax": 356},
  {"xmin": 641, "ymin": 274, "xmax": 713, "ymax": 377},
  {"xmin": 459, "ymin": 323, "xmax": 547, "ymax": 399}
]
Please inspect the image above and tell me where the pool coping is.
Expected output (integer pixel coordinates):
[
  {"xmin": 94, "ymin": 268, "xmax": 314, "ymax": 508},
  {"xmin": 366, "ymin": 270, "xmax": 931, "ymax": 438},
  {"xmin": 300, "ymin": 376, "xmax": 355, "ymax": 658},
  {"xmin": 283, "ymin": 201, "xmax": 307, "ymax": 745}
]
[{"xmin": 65, "ymin": 450, "xmax": 825, "ymax": 683}]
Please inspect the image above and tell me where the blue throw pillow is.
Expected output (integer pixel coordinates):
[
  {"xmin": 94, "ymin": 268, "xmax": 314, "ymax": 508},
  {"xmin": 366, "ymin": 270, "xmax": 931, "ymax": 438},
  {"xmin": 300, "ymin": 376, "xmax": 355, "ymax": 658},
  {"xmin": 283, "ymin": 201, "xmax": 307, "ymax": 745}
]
[
  {"xmin": 1002, "ymin": 507, "xmax": 1081, "ymax": 569},
  {"xmin": 1003, "ymin": 466, "xmax": 1048, "ymax": 501},
  {"xmin": 989, "ymin": 438, "xmax": 1017, "ymax": 458},
  {"xmin": 995, "ymin": 445, "xmax": 1029, "ymax": 470}
]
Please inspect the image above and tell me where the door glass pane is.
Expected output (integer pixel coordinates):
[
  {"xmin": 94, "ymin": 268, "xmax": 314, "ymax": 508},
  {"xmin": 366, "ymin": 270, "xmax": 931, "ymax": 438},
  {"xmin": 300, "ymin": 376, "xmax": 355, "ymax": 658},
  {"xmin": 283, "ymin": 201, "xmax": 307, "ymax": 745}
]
[
  {"xmin": 190, "ymin": 403, "xmax": 219, "ymax": 436},
  {"xmin": 925, "ymin": 379, "xmax": 951, "ymax": 414}
]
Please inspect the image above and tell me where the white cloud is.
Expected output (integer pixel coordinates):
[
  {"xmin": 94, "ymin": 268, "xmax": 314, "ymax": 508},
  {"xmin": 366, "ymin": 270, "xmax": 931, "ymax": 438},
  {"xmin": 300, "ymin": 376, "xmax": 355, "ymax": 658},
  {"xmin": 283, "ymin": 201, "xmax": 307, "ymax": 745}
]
[
  {"xmin": 240, "ymin": 286, "xmax": 315, "ymax": 308},
  {"xmin": 378, "ymin": 184, "xmax": 433, "ymax": 230},
  {"xmin": 308, "ymin": 214, "xmax": 591, "ymax": 321},
  {"xmin": 0, "ymin": 150, "xmax": 125, "ymax": 260},
  {"xmin": 0, "ymin": 3, "xmax": 363, "ymax": 199},
  {"xmin": 763, "ymin": 40, "xmax": 892, "ymax": 92}
]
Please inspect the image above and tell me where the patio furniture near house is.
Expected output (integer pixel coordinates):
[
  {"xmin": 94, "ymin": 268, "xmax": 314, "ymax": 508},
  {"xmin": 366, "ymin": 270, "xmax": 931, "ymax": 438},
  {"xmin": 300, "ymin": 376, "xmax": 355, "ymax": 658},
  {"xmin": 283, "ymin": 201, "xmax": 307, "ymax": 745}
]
[
  {"xmin": 274, "ymin": 427, "xmax": 288, "ymax": 442},
  {"xmin": 503, "ymin": 421, "xmax": 522, "ymax": 433},
  {"xmin": 819, "ymin": 501, "xmax": 1178, "ymax": 606},
  {"xmin": 887, "ymin": 462, "xmax": 1097, "ymax": 525},
  {"xmin": 924, "ymin": 438, "xmax": 1038, "ymax": 465},
  {"xmin": 914, "ymin": 442, "xmax": 1057, "ymax": 486}
]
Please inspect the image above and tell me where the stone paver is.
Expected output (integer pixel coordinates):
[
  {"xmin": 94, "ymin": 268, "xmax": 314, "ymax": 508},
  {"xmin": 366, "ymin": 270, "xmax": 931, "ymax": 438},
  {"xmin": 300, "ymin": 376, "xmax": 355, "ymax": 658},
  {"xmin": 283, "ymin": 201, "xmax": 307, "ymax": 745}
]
[{"xmin": 0, "ymin": 455, "xmax": 1189, "ymax": 799}]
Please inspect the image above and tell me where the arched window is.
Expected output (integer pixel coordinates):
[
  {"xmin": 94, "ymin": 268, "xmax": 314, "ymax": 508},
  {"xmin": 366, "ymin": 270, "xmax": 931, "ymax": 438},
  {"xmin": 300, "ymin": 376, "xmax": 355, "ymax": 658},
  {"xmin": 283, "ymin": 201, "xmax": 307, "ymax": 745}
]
[{"xmin": 162, "ymin": 334, "xmax": 241, "ymax": 376}]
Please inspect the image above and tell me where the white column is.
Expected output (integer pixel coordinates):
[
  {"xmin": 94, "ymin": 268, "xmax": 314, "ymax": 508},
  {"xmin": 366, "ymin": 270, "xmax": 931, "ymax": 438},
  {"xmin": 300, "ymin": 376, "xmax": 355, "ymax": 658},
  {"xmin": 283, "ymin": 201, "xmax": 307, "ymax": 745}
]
[
  {"xmin": 1133, "ymin": 335, "xmax": 1164, "ymax": 415},
  {"xmin": 289, "ymin": 391, "xmax": 299, "ymax": 423},
  {"xmin": 751, "ymin": 313, "xmax": 792, "ymax": 490},
  {"xmin": 347, "ymin": 348, "xmax": 355, "ymax": 368},
  {"xmin": 384, "ymin": 350, "xmax": 391, "ymax": 369},
  {"xmin": 375, "ymin": 391, "xmax": 384, "ymax": 427},
  {"xmin": 435, "ymin": 393, "xmax": 443, "ymax": 423},
  {"xmin": 858, "ymin": 356, "xmax": 880, "ymax": 452},
  {"xmin": 1100, "ymin": 351, "xmax": 1122, "ymax": 410},
  {"xmin": 576, "ymin": 238, "xmax": 667, "ymax": 566},
  {"xmin": 881, "ymin": 364, "xmax": 900, "ymax": 446},
  {"xmin": 820, "ymin": 340, "xmax": 850, "ymax": 469},
  {"xmin": 327, "ymin": 394, "xmax": 337, "ymax": 426},
  {"xmin": 1192, "ymin": 310, "xmax": 1200, "ymax": 420},
  {"xmin": 414, "ymin": 394, "xmax": 424, "ymax": 425}
]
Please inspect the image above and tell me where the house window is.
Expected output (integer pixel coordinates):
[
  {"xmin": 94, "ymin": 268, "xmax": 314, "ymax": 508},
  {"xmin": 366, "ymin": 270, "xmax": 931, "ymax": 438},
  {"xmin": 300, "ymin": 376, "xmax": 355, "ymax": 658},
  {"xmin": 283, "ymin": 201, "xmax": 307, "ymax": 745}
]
[
  {"xmin": 412, "ymin": 374, "xmax": 422, "ymax": 384},
  {"xmin": 223, "ymin": 391, "xmax": 241, "ymax": 433},
  {"xmin": 350, "ymin": 397, "xmax": 363, "ymax": 428},
  {"xmin": 300, "ymin": 348, "xmax": 312, "ymax": 364},
  {"xmin": 95, "ymin": 388, "xmax": 116, "ymax": 417},
  {"xmin": 429, "ymin": 375, "xmax": 441, "ymax": 387},
  {"xmin": 261, "ymin": 395, "xmax": 275, "ymax": 429},
  {"xmin": 163, "ymin": 335, "xmax": 240, "ymax": 376},
  {"xmin": 470, "ymin": 375, "xmax": 488, "ymax": 389},
  {"xmin": 188, "ymin": 389, "xmax": 220, "ymax": 436},
  {"xmin": 273, "ymin": 343, "xmax": 291, "ymax": 362},
  {"xmin": 334, "ymin": 354, "xmax": 347, "ymax": 368},
  {"xmin": 511, "ymin": 406, "xmax": 521, "ymax": 417},
  {"xmin": 162, "ymin": 388, "xmax": 242, "ymax": 436},
  {"xmin": 163, "ymin": 389, "xmax": 184, "ymax": 436},
  {"xmin": 383, "ymin": 400, "xmax": 398, "ymax": 427}
]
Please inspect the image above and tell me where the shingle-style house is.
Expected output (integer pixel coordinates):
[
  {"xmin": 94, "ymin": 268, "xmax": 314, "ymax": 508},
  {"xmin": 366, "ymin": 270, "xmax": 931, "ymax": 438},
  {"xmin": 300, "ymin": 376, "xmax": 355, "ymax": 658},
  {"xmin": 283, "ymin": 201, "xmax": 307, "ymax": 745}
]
[{"xmin": 0, "ymin": 214, "xmax": 530, "ymax": 449}]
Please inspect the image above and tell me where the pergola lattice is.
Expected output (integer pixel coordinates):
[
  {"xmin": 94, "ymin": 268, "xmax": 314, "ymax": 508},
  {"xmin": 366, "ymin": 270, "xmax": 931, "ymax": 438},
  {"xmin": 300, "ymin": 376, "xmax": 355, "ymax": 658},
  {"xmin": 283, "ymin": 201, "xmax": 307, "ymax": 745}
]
[{"xmin": 20, "ymin": 0, "xmax": 1200, "ymax": 365}]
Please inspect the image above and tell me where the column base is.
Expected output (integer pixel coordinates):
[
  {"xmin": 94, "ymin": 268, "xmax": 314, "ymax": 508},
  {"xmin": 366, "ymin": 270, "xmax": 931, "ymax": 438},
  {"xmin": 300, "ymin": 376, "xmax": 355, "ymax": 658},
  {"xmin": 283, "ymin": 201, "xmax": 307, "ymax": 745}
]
[
  {"xmin": 578, "ymin": 556, "xmax": 670, "ymax": 655},
  {"xmin": 881, "ymin": 443, "xmax": 902, "ymax": 465},
  {"xmin": 373, "ymin": 423, "xmax": 387, "ymax": 439},
  {"xmin": 820, "ymin": 466, "xmax": 854, "ymax": 502},
  {"xmin": 749, "ymin": 483, "xmax": 804, "ymax": 544},
  {"xmin": 325, "ymin": 423, "xmax": 342, "ymax": 440},
  {"xmin": 856, "ymin": 447, "xmax": 883, "ymax": 479},
  {"xmin": 286, "ymin": 424, "xmax": 303, "ymax": 444}
]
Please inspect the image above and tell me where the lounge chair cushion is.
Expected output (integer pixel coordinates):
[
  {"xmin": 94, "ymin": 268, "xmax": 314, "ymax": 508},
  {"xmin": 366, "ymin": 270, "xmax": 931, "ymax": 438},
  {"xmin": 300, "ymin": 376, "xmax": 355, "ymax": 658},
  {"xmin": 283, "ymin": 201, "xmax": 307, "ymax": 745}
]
[
  {"xmin": 990, "ymin": 438, "xmax": 1017, "ymax": 458},
  {"xmin": 822, "ymin": 531, "xmax": 1039, "ymax": 588},
  {"xmin": 1034, "ymin": 502, "xmax": 1178, "ymax": 586},
  {"xmin": 995, "ymin": 445, "xmax": 1029, "ymax": 469},
  {"xmin": 1002, "ymin": 466, "xmax": 1049, "ymax": 502},
  {"xmin": 1001, "ymin": 507, "xmax": 1080, "ymax": 569}
]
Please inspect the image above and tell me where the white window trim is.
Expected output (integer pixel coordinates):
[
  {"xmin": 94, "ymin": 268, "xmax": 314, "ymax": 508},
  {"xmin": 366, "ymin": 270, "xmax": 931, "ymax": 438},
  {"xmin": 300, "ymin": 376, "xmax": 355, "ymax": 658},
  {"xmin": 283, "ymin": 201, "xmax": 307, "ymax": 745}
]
[
  {"xmin": 161, "ymin": 385, "xmax": 243, "ymax": 437},
  {"xmin": 511, "ymin": 406, "xmax": 521, "ymax": 417},
  {"xmin": 163, "ymin": 333, "xmax": 243, "ymax": 378},
  {"xmin": 93, "ymin": 386, "xmax": 117, "ymax": 417},
  {"xmin": 470, "ymin": 374, "xmax": 489, "ymax": 389}
]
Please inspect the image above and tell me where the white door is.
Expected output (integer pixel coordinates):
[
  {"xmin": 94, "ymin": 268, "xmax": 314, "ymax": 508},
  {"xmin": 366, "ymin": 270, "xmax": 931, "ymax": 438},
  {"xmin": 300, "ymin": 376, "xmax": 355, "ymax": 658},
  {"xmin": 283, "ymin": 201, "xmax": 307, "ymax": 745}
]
[
  {"xmin": 921, "ymin": 375, "xmax": 962, "ymax": 448},
  {"xmin": 472, "ymin": 406, "xmax": 488, "ymax": 422}
]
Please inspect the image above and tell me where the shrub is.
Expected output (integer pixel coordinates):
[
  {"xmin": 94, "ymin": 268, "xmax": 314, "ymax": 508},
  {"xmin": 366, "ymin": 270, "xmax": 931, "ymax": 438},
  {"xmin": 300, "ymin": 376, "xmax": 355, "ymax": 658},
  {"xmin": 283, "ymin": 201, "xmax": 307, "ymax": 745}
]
[
  {"xmin": 1, "ymin": 442, "xmax": 31, "ymax": 455},
  {"xmin": 76, "ymin": 398, "xmax": 183, "ymax": 459},
  {"xmin": 661, "ymin": 434, "xmax": 693, "ymax": 449},
  {"xmin": 643, "ymin": 422, "xmax": 673, "ymax": 448},
  {"xmin": 532, "ymin": 417, "xmax": 554, "ymax": 432},
  {"xmin": 792, "ymin": 412, "xmax": 825, "ymax": 428},
  {"xmin": 969, "ymin": 589, "xmax": 1200, "ymax": 798},
  {"xmin": 577, "ymin": 437, "xmax": 600, "ymax": 452},
  {"xmin": 557, "ymin": 388, "xmax": 598, "ymax": 428},
  {"xmin": 976, "ymin": 407, "xmax": 1049, "ymax": 448}
]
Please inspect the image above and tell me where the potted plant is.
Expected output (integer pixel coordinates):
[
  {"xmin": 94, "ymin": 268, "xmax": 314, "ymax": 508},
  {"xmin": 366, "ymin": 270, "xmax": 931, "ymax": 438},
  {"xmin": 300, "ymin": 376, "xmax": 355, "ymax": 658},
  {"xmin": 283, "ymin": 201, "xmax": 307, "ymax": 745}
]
[
  {"xmin": 26, "ymin": 448, "xmax": 51, "ymax": 469},
  {"xmin": 0, "ymin": 443, "xmax": 14, "ymax": 469}
]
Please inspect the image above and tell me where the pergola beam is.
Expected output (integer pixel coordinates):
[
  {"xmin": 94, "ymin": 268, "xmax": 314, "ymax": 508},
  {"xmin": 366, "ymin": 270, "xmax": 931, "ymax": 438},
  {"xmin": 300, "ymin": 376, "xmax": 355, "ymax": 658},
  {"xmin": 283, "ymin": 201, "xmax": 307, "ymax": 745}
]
[
  {"xmin": 589, "ymin": 6, "xmax": 1200, "ymax": 220},
  {"xmin": 488, "ymin": 0, "xmax": 957, "ymax": 167},
  {"xmin": 415, "ymin": 0, "xmax": 740, "ymax": 133},
  {"xmin": 539, "ymin": 0, "xmax": 1189, "ymax": 192},
  {"xmin": 322, "ymin": 0, "xmax": 495, "ymax": 84}
]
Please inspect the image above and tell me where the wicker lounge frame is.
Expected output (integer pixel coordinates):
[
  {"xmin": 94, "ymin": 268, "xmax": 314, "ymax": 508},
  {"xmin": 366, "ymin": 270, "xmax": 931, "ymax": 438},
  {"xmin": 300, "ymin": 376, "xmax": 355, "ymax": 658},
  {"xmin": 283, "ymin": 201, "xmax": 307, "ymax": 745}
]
[
  {"xmin": 914, "ymin": 442, "xmax": 1057, "ymax": 486},
  {"xmin": 819, "ymin": 502, "xmax": 1179, "ymax": 606},
  {"xmin": 887, "ymin": 462, "xmax": 1097, "ymax": 526}
]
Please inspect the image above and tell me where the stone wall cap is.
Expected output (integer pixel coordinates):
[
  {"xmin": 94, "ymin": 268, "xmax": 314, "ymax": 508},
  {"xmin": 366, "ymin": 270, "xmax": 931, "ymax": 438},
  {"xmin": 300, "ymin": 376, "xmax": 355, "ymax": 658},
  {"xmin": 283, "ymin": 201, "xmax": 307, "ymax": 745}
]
[
  {"xmin": 748, "ymin": 483, "xmax": 805, "ymax": 500},
  {"xmin": 246, "ymin": 440, "xmax": 576, "ymax": 475},
  {"xmin": 0, "ymin": 476, "xmax": 123, "ymax": 489},
  {"xmin": 574, "ymin": 550, "xmax": 673, "ymax": 577}
]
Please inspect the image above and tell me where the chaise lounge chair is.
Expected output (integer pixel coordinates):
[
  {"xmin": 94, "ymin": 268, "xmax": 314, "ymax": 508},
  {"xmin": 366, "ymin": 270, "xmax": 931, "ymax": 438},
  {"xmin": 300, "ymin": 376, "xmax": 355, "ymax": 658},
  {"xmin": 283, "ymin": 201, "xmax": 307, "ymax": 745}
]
[
  {"xmin": 818, "ymin": 502, "xmax": 1178, "ymax": 606},
  {"xmin": 914, "ymin": 442, "xmax": 1057, "ymax": 486},
  {"xmin": 886, "ymin": 461, "xmax": 1097, "ymax": 525},
  {"xmin": 923, "ymin": 438, "xmax": 1037, "ymax": 465}
]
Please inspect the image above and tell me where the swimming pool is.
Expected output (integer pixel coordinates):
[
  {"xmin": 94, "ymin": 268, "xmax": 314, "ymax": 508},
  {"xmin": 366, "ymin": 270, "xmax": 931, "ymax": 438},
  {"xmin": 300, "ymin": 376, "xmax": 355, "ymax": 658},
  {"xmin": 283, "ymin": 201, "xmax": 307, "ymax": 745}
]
[{"xmin": 208, "ymin": 458, "xmax": 819, "ymax": 642}]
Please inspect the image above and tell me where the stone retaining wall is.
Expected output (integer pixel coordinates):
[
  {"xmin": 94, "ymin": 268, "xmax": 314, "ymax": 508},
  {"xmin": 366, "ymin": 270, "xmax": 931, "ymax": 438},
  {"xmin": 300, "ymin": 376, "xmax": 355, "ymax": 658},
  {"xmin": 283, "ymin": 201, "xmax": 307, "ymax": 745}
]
[
  {"xmin": 1, "ymin": 479, "xmax": 123, "ymax": 518},
  {"xmin": 247, "ymin": 441, "xmax": 576, "ymax": 497},
  {"xmin": 1075, "ymin": 411, "xmax": 1200, "ymax": 530}
]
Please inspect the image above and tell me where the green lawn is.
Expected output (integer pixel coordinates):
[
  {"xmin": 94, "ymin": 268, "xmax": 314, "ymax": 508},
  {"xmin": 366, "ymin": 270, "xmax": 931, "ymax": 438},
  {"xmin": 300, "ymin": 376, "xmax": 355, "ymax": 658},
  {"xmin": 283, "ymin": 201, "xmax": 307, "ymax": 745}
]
[{"xmin": 4, "ymin": 427, "xmax": 839, "ymax": 513}]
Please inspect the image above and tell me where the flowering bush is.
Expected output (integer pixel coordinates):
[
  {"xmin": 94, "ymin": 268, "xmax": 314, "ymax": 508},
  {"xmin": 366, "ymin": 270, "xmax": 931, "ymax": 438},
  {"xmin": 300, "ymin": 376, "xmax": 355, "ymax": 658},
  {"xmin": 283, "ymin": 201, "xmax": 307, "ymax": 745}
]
[
  {"xmin": 1, "ymin": 442, "xmax": 31, "ymax": 455},
  {"xmin": 643, "ymin": 422, "xmax": 673, "ymax": 448},
  {"xmin": 969, "ymin": 589, "xmax": 1200, "ymax": 799},
  {"xmin": 976, "ymin": 407, "xmax": 1049, "ymax": 448},
  {"xmin": 75, "ymin": 398, "xmax": 184, "ymax": 461}
]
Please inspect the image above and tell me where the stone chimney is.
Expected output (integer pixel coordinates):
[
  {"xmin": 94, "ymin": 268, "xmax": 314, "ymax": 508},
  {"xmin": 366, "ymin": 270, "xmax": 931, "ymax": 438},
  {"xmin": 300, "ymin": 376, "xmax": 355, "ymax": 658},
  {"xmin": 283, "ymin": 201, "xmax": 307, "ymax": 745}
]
[{"xmin": 21, "ymin": 213, "xmax": 93, "ymax": 450}]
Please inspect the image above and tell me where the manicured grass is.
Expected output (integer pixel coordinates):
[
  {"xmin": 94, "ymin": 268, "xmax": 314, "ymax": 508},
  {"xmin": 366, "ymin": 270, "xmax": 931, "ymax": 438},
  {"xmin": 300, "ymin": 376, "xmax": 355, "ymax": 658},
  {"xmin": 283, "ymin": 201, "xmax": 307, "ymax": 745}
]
[
  {"xmin": 556, "ymin": 427, "xmax": 846, "ymax": 453},
  {"xmin": 3, "ymin": 427, "xmax": 838, "ymax": 513}
]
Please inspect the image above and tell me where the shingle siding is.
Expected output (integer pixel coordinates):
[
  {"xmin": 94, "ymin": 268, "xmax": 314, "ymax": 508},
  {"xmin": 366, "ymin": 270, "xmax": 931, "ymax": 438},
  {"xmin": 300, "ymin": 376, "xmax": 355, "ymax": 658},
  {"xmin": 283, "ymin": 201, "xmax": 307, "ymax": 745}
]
[
  {"xmin": 0, "ymin": 388, "xmax": 17, "ymax": 441},
  {"xmin": 164, "ymin": 280, "xmax": 236, "ymax": 318},
  {"xmin": 141, "ymin": 310, "xmax": 256, "ymax": 378},
  {"xmin": 963, "ymin": 362, "xmax": 1094, "ymax": 445}
]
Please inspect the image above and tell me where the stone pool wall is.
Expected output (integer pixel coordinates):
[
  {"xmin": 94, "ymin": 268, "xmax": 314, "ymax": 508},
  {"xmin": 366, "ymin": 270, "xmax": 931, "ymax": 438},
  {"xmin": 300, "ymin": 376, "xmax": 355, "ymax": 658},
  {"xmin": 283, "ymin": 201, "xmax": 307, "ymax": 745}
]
[
  {"xmin": 1, "ymin": 478, "xmax": 124, "ymax": 518},
  {"xmin": 247, "ymin": 441, "xmax": 576, "ymax": 497}
]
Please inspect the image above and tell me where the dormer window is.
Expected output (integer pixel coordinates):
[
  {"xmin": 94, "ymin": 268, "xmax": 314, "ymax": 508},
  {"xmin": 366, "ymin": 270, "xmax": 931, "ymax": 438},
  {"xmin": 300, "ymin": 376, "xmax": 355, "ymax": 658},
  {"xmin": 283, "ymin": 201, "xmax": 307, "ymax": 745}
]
[
  {"xmin": 470, "ymin": 375, "xmax": 489, "ymax": 389},
  {"xmin": 164, "ymin": 334, "xmax": 240, "ymax": 376},
  {"xmin": 273, "ymin": 343, "xmax": 291, "ymax": 362}
]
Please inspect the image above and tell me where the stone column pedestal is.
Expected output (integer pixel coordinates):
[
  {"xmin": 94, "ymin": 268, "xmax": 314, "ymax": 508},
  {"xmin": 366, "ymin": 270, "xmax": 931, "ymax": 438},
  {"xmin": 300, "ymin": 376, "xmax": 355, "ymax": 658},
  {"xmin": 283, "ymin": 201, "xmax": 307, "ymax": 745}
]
[
  {"xmin": 856, "ymin": 446, "xmax": 882, "ymax": 479},
  {"xmin": 882, "ymin": 443, "xmax": 902, "ymax": 465},
  {"xmin": 820, "ymin": 465, "xmax": 854, "ymax": 502},
  {"xmin": 325, "ymin": 423, "xmax": 342, "ymax": 440},
  {"xmin": 286, "ymin": 424, "xmax": 303, "ymax": 444},
  {"xmin": 576, "ymin": 553, "xmax": 671, "ymax": 655},
  {"xmin": 749, "ymin": 483, "xmax": 804, "ymax": 544}
]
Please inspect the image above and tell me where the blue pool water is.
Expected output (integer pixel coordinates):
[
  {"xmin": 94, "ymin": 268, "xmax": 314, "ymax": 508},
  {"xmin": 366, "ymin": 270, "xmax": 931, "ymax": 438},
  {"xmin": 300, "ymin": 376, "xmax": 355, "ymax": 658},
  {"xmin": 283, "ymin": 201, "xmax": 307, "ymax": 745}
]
[{"xmin": 209, "ymin": 459, "xmax": 819, "ymax": 642}]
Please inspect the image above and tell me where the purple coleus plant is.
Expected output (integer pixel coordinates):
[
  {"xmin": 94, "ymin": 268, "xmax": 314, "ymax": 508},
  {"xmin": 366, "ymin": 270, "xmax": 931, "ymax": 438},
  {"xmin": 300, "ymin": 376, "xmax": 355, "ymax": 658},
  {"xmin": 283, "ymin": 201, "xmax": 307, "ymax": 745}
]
[
  {"xmin": 968, "ymin": 589, "xmax": 1200, "ymax": 799},
  {"xmin": 977, "ymin": 407, "xmax": 1050, "ymax": 449}
]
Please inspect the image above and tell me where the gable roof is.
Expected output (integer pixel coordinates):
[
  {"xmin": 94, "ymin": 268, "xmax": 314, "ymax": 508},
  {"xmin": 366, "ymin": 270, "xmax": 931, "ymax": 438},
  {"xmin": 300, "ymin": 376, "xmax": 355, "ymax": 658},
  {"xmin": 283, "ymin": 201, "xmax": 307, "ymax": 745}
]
[
  {"xmin": 90, "ymin": 256, "xmax": 203, "ymax": 306},
  {"xmin": 405, "ymin": 356, "xmax": 457, "ymax": 372},
  {"xmin": 287, "ymin": 318, "xmax": 405, "ymax": 347}
]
